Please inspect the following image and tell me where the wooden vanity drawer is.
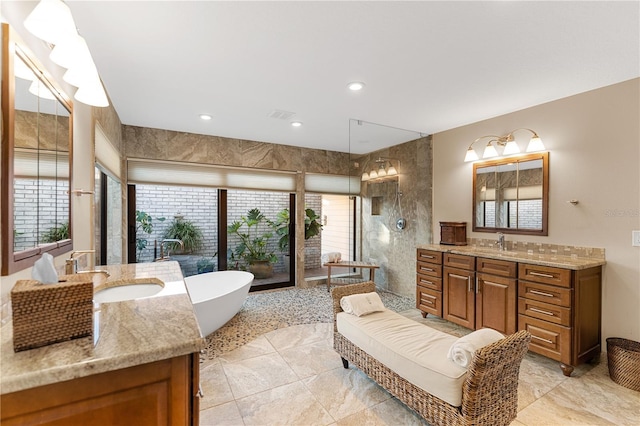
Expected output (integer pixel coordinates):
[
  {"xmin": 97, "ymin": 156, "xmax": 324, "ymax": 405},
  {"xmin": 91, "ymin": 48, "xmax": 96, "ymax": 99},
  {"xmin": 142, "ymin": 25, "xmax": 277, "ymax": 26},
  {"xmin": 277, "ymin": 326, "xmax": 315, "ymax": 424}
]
[
  {"xmin": 416, "ymin": 261, "xmax": 442, "ymax": 278},
  {"xmin": 416, "ymin": 286, "xmax": 442, "ymax": 317},
  {"xmin": 519, "ymin": 264, "xmax": 571, "ymax": 288},
  {"xmin": 477, "ymin": 257, "xmax": 517, "ymax": 278},
  {"xmin": 417, "ymin": 249, "xmax": 442, "ymax": 264},
  {"xmin": 519, "ymin": 315, "xmax": 571, "ymax": 363},
  {"xmin": 518, "ymin": 297, "xmax": 571, "ymax": 326},
  {"xmin": 443, "ymin": 253, "xmax": 475, "ymax": 271},
  {"xmin": 416, "ymin": 274, "xmax": 442, "ymax": 291},
  {"xmin": 519, "ymin": 281, "xmax": 572, "ymax": 307}
]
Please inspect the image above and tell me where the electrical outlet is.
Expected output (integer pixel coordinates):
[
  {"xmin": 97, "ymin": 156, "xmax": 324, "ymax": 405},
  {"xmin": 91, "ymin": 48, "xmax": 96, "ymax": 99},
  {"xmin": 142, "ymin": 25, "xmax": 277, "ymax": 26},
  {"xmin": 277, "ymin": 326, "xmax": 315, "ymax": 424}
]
[{"xmin": 633, "ymin": 230, "xmax": 640, "ymax": 247}]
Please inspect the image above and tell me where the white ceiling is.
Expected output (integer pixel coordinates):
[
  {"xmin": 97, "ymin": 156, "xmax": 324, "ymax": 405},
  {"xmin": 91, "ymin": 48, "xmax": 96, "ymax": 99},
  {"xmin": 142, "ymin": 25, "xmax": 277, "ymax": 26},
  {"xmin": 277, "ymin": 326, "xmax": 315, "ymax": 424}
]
[{"xmin": 16, "ymin": 1, "xmax": 640, "ymax": 154}]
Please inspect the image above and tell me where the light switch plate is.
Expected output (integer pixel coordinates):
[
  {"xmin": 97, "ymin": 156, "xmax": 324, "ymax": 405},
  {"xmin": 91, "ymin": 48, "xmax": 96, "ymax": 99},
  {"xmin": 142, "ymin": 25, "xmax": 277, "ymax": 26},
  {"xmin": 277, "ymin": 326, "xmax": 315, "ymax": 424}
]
[{"xmin": 633, "ymin": 230, "xmax": 640, "ymax": 247}]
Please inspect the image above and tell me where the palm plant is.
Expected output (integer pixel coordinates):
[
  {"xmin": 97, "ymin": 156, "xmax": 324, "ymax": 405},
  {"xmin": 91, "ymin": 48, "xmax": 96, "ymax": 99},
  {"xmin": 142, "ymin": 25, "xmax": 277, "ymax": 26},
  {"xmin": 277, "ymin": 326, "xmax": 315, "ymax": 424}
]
[
  {"xmin": 228, "ymin": 208, "xmax": 278, "ymax": 265},
  {"xmin": 274, "ymin": 207, "xmax": 323, "ymax": 253},
  {"xmin": 162, "ymin": 217, "xmax": 204, "ymax": 253}
]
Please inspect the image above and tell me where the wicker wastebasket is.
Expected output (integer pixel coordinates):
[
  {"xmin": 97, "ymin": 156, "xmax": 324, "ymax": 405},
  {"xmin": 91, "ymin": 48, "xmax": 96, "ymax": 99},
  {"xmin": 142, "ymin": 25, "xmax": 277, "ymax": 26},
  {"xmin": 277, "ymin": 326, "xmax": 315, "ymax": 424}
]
[{"xmin": 606, "ymin": 337, "xmax": 640, "ymax": 391}]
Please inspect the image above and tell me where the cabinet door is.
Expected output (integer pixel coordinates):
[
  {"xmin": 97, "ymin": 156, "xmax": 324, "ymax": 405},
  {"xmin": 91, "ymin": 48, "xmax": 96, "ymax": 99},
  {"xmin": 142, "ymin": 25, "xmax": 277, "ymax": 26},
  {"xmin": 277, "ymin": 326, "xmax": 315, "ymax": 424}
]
[
  {"xmin": 476, "ymin": 273, "xmax": 517, "ymax": 335},
  {"xmin": 443, "ymin": 267, "xmax": 475, "ymax": 329},
  {"xmin": 1, "ymin": 355, "xmax": 196, "ymax": 426},
  {"xmin": 416, "ymin": 285, "xmax": 442, "ymax": 317}
]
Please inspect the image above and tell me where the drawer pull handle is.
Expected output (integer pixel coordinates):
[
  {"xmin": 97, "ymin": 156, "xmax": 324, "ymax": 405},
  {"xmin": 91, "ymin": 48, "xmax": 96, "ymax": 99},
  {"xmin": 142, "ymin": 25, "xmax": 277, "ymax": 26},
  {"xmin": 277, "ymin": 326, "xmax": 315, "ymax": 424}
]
[
  {"xmin": 468, "ymin": 276, "xmax": 472, "ymax": 292},
  {"xmin": 449, "ymin": 273, "xmax": 469, "ymax": 280},
  {"xmin": 421, "ymin": 254, "xmax": 435, "ymax": 259},
  {"xmin": 423, "ymin": 294, "xmax": 436, "ymax": 300},
  {"xmin": 421, "ymin": 267, "xmax": 434, "ymax": 272},
  {"xmin": 530, "ymin": 307, "xmax": 555, "ymax": 316},
  {"xmin": 531, "ymin": 335, "xmax": 554, "ymax": 345},
  {"xmin": 530, "ymin": 271, "xmax": 555, "ymax": 279},
  {"xmin": 421, "ymin": 279, "xmax": 434, "ymax": 285},
  {"xmin": 530, "ymin": 289, "xmax": 554, "ymax": 298}
]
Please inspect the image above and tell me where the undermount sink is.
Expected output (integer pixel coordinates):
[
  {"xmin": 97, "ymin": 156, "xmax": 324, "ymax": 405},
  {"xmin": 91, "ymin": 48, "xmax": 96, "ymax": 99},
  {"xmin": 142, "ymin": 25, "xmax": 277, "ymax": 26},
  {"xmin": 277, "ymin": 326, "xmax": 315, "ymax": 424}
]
[{"xmin": 94, "ymin": 280, "xmax": 164, "ymax": 304}]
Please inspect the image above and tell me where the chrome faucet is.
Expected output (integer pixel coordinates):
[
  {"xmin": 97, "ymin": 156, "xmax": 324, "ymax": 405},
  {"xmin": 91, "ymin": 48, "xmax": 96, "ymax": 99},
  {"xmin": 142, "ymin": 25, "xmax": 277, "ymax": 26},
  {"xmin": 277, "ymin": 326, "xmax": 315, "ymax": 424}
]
[
  {"xmin": 496, "ymin": 232, "xmax": 505, "ymax": 251},
  {"xmin": 65, "ymin": 250, "xmax": 110, "ymax": 277},
  {"xmin": 157, "ymin": 239, "xmax": 184, "ymax": 261}
]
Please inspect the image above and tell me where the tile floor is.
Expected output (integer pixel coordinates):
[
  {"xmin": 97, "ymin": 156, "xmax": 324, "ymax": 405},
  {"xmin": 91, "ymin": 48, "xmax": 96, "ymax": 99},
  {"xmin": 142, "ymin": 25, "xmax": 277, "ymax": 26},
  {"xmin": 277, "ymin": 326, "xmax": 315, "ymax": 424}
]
[{"xmin": 199, "ymin": 311, "xmax": 640, "ymax": 426}]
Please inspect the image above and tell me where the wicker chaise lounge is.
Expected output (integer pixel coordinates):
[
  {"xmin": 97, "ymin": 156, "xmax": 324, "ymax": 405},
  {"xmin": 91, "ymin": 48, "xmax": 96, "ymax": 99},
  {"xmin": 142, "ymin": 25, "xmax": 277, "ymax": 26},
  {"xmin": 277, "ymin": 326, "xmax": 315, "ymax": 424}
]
[{"xmin": 331, "ymin": 282, "xmax": 531, "ymax": 426}]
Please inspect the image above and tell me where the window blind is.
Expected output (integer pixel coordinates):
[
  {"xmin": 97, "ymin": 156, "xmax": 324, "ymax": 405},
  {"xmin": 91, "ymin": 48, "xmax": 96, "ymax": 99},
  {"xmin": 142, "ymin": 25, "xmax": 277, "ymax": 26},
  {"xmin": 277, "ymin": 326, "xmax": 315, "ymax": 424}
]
[
  {"xmin": 95, "ymin": 123, "xmax": 121, "ymax": 179},
  {"xmin": 305, "ymin": 173, "xmax": 361, "ymax": 195},
  {"xmin": 479, "ymin": 185, "xmax": 542, "ymax": 201},
  {"xmin": 14, "ymin": 148, "xmax": 69, "ymax": 179},
  {"xmin": 127, "ymin": 158, "xmax": 296, "ymax": 192}
]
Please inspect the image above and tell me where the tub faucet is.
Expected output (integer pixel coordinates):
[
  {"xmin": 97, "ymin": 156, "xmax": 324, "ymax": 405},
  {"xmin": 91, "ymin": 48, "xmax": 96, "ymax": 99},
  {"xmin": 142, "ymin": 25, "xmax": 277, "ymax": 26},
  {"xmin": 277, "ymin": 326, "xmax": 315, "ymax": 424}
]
[
  {"xmin": 496, "ymin": 232, "xmax": 505, "ymax": 251},
  {"xmin": 157, "ymin": 239, "xmax": 184, "ymax": 261}
]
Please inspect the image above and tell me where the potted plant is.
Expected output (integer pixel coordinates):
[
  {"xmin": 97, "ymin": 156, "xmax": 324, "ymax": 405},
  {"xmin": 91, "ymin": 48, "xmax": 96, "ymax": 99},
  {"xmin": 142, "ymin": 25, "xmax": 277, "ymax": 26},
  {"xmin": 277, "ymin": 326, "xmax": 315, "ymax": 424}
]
[
  {"xmin": 196, "ymin": 254, "xmax": 217, "ymax": 274},
  {"xmin": 162, "ymin": 214, "xmax": 204, "ymax": 254},
  {"xmin": 274, "ymin": 207, "xmax": 323, "ymax": 272},
  {"xmin": 40, "ymin": 221, "xmax": 70, "ymax": 243},
  {"xmin": 135, "ymin": 210, "xmax": 165, "ymax": 262},
  {"xmin": 228, "ymin": 208, "xmax": 278, "ymax": 278}
]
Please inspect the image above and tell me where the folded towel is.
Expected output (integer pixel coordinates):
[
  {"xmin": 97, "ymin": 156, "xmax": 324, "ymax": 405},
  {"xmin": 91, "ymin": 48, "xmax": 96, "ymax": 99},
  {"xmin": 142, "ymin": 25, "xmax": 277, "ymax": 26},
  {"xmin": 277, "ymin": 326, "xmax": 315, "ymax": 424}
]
[
  {"xmin": 340, "ymin": 292, "xmax": 385, "ymax": 317},
  {"xmin": 447, "ymin": 328, "xmax": 505, "ymax": 368}
]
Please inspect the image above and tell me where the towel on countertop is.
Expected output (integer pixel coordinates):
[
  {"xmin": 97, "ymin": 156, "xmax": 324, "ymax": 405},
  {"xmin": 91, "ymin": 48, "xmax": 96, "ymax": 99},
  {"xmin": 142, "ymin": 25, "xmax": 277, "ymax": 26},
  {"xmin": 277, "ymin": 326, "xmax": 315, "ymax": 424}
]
[
  {"xmin": 447, "ymin": 328, "xmax": 505, "ymax": 368},
  {"xmin": 340, "ymin": 292, "xmax": 385, "ymax": 317}
]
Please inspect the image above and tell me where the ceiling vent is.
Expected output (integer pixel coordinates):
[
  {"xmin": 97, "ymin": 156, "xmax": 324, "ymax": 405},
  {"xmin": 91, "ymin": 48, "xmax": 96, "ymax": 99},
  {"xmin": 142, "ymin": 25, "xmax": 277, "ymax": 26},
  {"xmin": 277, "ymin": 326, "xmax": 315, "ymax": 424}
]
[{"xmin": 268, "ymin": 109, "xmax": 296, "ymax": 120}]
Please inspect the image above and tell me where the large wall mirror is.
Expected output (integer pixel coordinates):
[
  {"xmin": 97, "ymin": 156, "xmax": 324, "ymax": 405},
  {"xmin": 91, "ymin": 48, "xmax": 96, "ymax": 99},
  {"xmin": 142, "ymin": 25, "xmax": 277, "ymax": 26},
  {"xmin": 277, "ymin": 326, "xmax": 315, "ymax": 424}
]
[
  {"xmin": 2, "ymin": 24, "xmax": 73, "ymax": 275},
  {"xmin": 472, "ymin": 152, "xmax": 548, "ymax": 236}
]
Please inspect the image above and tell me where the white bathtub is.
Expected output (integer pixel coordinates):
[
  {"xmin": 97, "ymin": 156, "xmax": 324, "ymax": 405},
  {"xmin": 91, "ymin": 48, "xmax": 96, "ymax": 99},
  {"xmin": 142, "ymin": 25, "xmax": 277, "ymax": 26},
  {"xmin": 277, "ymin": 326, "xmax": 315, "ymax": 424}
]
[{"xmin": 184, "ymin": 270, "xmax": 254, "ymax": 337}]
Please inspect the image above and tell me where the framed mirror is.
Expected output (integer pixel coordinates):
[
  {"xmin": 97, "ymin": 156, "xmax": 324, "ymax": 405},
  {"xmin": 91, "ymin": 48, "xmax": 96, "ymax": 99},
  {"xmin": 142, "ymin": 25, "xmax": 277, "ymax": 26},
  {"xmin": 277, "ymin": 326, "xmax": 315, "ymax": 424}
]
[
  {"xmin": 472, "ymin": 152, "xmax": 548, "ymax": 236},
  {"xmin": 2, "ymin": 24, "xmax": 73, "ymax": 275}
]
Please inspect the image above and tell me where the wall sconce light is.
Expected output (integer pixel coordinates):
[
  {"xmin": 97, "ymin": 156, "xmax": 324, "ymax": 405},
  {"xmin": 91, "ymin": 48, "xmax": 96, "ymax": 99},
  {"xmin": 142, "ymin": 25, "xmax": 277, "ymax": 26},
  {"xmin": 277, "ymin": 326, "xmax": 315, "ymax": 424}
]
[
  {"xmin": 464, "ymin": 128, "xmax": 545, "ymax": 162},
  {"xmin": 361, "ymin": 158, "xmax": 399, "ymax": 182},
  {"xmin": 24, "ymin": 0, "xmax": 109, "ymax": 107}
]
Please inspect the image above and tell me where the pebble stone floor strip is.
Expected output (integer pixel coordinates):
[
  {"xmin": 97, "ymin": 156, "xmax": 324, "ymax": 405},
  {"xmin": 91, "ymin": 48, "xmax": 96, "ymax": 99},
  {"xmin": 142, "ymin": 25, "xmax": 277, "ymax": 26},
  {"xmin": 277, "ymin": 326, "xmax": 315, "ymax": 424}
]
[{"xmin": 201, "ymin": 286, "xmax": 414, "ymax": 360}]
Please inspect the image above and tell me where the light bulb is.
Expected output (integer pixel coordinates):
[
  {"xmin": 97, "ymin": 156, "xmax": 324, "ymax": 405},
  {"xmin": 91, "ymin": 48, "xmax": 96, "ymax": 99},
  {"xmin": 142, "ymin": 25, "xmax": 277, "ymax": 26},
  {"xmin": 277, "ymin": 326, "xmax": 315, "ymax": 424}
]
[
  {"xmin": 464, "ymin": 147, "xmax": 479, "ymax": 162},
  {"xmin": 483, "ymin": 143, "xmax": 498, "ymax": 159},
  {"xmin": 526, "ymin": 136, "xmax": 545, "ymax": 152},
  {"xmin": 502, "ymin": 140, "xmax": 520, "ymax": 155}
]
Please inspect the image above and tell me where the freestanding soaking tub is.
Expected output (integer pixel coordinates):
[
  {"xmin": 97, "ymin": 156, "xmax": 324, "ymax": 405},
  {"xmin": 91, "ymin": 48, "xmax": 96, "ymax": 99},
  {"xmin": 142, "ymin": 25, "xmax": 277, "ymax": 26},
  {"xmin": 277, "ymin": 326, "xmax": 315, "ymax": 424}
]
[{"xmin": 184, "ymin": 270, "xmax": 254, "ymax": 337}]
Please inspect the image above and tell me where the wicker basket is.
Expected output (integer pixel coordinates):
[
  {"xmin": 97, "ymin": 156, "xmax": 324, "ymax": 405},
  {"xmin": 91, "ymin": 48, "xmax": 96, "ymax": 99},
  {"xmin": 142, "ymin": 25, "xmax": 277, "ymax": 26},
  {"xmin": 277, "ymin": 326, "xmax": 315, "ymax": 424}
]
[
  {"xmin": 606, "ymin": 337, "xmax": 640, "ymax": 391},
  {"xmin": 11, "ymin": 279, "xmax": 93, "ymax": 352}
]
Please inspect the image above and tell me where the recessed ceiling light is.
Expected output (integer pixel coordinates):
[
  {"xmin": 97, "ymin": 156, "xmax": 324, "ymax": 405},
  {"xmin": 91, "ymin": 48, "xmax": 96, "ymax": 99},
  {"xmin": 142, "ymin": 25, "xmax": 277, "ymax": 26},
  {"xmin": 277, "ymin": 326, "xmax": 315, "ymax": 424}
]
[
  {"xmin": 347, "ymin": 81, "xmax": 365, "ymax": 91},
  {"xmin": 199, "ymin": 114, "xmax": 212, "ymax": 120},
  {"xmin": 291, "ymin": 121, "xmax": 303, "ymax": 127}
]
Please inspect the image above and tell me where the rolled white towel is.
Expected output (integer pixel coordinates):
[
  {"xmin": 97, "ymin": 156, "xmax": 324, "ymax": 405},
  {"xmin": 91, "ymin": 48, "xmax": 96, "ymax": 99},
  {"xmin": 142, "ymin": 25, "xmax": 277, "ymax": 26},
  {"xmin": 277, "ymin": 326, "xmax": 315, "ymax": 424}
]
[
  {"xmin": 447, "ymin": 328, "xmax": 505, "ymax": 368},
  {"xmin": 340, "ymin": 292, "xmax": 385, "ymax": 317}
]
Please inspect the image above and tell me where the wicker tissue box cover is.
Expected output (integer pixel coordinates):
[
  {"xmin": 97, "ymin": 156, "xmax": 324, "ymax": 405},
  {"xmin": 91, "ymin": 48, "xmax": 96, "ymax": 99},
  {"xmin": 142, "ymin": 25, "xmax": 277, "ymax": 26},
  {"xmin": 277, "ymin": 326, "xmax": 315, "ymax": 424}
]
[{"xmin": 11, "ymin": 279, "xmax": 93, "ymax": 352}]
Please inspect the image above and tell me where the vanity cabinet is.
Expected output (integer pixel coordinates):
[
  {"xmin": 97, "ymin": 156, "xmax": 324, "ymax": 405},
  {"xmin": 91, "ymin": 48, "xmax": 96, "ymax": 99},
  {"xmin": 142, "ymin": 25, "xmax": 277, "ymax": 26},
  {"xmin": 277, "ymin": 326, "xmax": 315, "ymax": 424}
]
[
  {"xmin": 442, "ymin": 254, "xmax": 517, "ymax": 334},
  {"xmin": 443, "ymin": 254, "xmax": 476, "ymax": 329},
  {"xmin": 416, "ymin": 249, "xmax": 443, "ymax": 317},
  {"xmin": 518, "ymin": 263, "xmax": 602, "ymax": 376},
  {"xmin": 0, "ymin": 353, "xmax": 200, "ymax": 425},
  {"xmin": 476, "ymin": 257, "xmax": 517, "ymax": 335}
]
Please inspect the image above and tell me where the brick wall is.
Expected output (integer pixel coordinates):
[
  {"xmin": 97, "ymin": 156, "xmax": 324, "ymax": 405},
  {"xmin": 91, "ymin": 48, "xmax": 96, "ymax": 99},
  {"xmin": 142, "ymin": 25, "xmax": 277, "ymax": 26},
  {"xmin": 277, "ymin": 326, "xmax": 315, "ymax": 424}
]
[
  {"xmin": 135, "ymin": 185, "xmax": 322, "ymax": 273},
  {"xmin": 14, "ymin": 178, "xmax": 69, "ymax": 252}
]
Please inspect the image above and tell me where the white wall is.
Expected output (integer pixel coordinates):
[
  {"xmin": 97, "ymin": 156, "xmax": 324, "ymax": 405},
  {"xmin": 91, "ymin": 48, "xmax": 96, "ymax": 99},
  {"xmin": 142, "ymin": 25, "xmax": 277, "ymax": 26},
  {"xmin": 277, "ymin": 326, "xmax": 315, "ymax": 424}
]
[{"xmin": 433, "ymin": 78, "xmax": 640, "ymax": 343}]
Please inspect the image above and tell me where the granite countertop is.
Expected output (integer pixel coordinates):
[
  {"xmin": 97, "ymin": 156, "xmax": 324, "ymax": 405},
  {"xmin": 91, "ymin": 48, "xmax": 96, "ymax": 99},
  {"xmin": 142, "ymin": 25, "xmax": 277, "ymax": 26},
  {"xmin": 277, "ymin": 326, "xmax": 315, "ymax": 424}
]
[
  {"xmin": 1, "ymin": 261, "xmax": 205, "ymax": 395},
  {"xmin": 417, "ymin": 244, "xmax": 606, "ymax": 270}
]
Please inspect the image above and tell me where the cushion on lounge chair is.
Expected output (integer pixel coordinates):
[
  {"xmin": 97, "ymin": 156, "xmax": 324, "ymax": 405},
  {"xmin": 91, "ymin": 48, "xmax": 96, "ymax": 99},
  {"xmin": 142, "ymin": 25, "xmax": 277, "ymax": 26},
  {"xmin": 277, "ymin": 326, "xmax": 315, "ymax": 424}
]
[{"xmin": 337, "ymin": 309, "xmax": 468, "ymax": 406}]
